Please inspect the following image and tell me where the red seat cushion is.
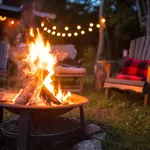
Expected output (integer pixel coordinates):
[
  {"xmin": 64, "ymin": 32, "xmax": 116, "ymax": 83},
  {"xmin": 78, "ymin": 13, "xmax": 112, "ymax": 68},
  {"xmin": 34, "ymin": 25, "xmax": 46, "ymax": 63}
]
[
  {"xmin": 116, "ymin": 74, "xmax": 144, "ymax": 81},
  {"xmin": 121, "ymin": 58, "xmax": 150, "ymax": 80}
]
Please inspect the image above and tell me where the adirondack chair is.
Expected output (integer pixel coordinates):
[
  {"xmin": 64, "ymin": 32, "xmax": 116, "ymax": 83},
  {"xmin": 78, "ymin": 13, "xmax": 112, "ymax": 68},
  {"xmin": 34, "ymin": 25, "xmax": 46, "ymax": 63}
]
[
  {"xmin": 51, "ymin": 44, "xmax": 86, "ymax": 94},
  {"xmin": 0, "ymin": 41, "xmax": 10, "ymax": 87},
  {"xmin": 97, "ymin": 36, "xmax": 150, "ymax": 106}
]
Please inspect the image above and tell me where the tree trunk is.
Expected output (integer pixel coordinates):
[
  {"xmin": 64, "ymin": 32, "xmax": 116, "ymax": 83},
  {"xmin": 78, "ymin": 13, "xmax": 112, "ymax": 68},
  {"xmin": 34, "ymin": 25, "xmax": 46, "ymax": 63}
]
[
  {"xmin": 146, "ymin": 0, "xmax": 150, "ymax": 36},
  {"xmin": 95, "ymin": 0, "xmax": 105, "ymax": 62}
]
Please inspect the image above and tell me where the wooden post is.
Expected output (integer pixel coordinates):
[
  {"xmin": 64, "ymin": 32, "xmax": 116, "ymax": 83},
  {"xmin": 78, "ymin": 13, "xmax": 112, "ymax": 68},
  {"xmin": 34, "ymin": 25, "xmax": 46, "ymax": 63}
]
[{"xmin": 94, "ymin": 63, "xmax": 106, "ymax": 89}]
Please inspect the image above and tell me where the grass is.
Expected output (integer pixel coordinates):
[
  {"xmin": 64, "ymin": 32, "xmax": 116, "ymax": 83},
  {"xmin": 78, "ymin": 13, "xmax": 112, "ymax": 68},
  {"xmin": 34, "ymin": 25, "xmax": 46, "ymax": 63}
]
[
  {"xmin": 65, "ymin": 74, "xmax": 150, "ymax": 150},
  {"xmin": 1, "ymin": 58, "xmax": 150, "ymax": 150}
]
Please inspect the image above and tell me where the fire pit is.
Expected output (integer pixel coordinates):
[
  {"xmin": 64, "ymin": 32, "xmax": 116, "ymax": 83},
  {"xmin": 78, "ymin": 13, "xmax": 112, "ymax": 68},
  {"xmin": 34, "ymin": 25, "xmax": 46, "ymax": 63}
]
[
  {"xmin": 0, "ymin": 29, "xmax": 88, "ymax": 149},
  {"xmin": 0, "ymin": 93, "xmax": 88, "ymax": 150}
]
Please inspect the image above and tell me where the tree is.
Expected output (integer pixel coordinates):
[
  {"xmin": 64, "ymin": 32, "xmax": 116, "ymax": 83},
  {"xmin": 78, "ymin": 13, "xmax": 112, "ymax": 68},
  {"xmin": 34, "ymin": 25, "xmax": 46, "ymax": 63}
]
[{"xmin": 136, "ymin": 0, "xmax": 150, "ymax": 35}]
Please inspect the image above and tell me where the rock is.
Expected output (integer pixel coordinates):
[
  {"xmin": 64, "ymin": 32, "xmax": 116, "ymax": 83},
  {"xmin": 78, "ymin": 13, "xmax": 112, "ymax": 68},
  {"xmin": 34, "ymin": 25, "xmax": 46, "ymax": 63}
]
[
  {"xmin": 86, "ymin": 124, "xmax": 103, "ymax": 136},
  {"xmin": 91, "ymin": 132, "xmax": 106, "ymax": 141},
  {"xmin": 73, "ymin": 139, "xmax": 102, "ymax": 150}
]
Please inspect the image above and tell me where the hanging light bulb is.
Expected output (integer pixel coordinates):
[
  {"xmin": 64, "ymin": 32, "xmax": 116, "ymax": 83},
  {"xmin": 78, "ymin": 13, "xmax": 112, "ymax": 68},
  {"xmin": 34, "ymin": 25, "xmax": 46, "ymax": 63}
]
[
  {"xmin": 62, "ymin": 33, "xmax": 66, "ymax": 37},
  {"xmin": 44, "ymin": 27, "xmax": 47, "ymax": 31},
  {"xmin": 57, "ymin": 32, "xmax": 61, "ymax": 36},
  {"xmin": 96, "ymin": 24, "xmax": 100, "ymax": 28},
  {"xmin": 74, "ymin": 32, "xmax": 78, "ymax": 36},
  {"xmin": 52, "ymin": 26, "xmax": 57, "ymax": 30},
  {"xmin": 68, "ymin": 33, "xmax": 72, "ymax": 37},
  {"xmin": 47, "ymin": 29, "xmax": 51, "ymax": 33},
  {"xmin": 81, "ymin": 30, "xmax": 85, "ymax": 34},
  {"xmin": 65, "ymin": 26, "xmax": 69, "ymax": 31},
  {"xmin": 89, "ymin": 23, "xmax": 94, "ymax": 27},
  {"xmin": 101, "ymin": 18, "xmax": 106, "ymax": 23},
  {"xmin": 88, "ymin": 28, "xmax": 92, "ymax": 32},
  {"xmin": 52, "ymin": 31, "xmax": 56, "ymax": 35},
  {"xmin": 77, "ymin": 25, "xmax": 81, "ymax": 30},
  {"xmin": 41, "ymin": 22, "xmax": 44, "ymax": 27},
  {"xmin": 11, "ymin": 20, "xmax": 14, "ymax": 24}
]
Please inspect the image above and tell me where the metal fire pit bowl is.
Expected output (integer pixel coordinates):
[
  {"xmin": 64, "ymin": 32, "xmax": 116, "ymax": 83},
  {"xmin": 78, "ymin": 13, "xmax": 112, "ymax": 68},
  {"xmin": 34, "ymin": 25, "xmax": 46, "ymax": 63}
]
[{"xmin": 0, "ymin": 94, "xmax": 88, "ymax": 117}]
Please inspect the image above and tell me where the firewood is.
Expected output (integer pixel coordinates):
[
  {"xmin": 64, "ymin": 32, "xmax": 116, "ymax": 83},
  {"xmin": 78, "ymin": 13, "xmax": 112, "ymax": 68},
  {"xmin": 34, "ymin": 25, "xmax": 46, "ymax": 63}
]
[
  {"xmin": 14, "ymin": 68, "xmax": 61, "ymax": 105},
  {"xmin": 40, "ymin": 86, "xmax": 61, "ymax": 105}
]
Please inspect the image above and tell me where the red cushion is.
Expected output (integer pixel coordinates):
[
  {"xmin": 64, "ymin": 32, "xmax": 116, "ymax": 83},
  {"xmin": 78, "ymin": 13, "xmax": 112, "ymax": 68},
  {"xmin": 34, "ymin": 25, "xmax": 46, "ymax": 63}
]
[
  {"xmin": 121, "ymin": 58, "xmax": 150, "ymax": 80},
  {"xmin": 116, "ymin": 74, "xmax": 143, "ymax": 81}
]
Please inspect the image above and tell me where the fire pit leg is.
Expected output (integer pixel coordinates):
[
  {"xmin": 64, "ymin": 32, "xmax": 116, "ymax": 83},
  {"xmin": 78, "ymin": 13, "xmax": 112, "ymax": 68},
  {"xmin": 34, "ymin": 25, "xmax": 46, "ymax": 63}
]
[
  {"xmin": 17, "ymin": 111, "xmax": 30, "ymax": 150},
  {"xmin": 0, "ymin": 107, "xmax": 3, "ymax": 123},
  {"xmin": 79, "ymin": 106, "xmax": 85, "ymax": 139}
]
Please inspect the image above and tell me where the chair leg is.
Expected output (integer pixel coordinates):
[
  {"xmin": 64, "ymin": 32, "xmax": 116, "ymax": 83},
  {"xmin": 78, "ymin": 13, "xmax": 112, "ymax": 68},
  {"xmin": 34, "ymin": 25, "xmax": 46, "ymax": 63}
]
[
  {"xmin": 144, "ymin": 94, "xmax": 148, "ymax": 107},
  {"xmin": 105, "ymin": 88, "xmax": 110, "ymax": 99},
  {"xmin": 80, "ymin": 77, "xmax": 83, "ymax": 94}
]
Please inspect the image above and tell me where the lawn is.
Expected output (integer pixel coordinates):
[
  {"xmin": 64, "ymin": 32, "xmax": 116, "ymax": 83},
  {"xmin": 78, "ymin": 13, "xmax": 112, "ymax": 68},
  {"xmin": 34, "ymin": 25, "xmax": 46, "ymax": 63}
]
[
  {"xmin": 66, "ymin": 74, "xmax": 150, "ymax": 150},
  {"xmin": 1, "ymin": 59, "xmax": 150, "ymax": 150}
]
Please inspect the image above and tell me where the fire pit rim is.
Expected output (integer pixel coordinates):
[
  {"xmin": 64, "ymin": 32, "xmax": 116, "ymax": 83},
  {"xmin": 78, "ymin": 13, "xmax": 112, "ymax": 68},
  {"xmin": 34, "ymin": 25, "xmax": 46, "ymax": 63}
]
[{"xmin": 0, "ymin": 94, "xmax": 88, "ymax": 110}]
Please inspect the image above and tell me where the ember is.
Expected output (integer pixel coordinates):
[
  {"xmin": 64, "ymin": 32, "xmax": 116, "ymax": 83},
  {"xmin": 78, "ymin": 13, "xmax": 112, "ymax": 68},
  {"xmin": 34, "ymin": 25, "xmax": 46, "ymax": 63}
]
[{"xmin": 13, "ymin": 28, "xmax": 71, "ymax": 106}]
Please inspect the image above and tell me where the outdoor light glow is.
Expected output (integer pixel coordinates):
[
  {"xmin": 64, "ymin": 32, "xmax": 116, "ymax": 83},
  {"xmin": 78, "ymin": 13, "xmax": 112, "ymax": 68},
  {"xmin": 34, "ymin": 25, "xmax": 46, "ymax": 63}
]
[
  {"xmin": 74, "ymin": 32, "xmax": 78, "ymax": 36},
  {"xmin": 0, "ymin": 16, "xmax": 7, "ymax": 21},
  {"xmin": 47, "ymin": 29, "xmax": 51, "ymax": 33},
  {"xmin": 81, "ymin": 30, "xmax": 85, "ymax": 34},
  {"xmin": 62, "ymin": 33, "xmax": 66, "ymax": 37},
  {"xmin": 88, "ymin": 28, "xmax": 92, "ymax": 32},
  {"xmin": 44, "ymin": 27, "xmax": 47, "ymax": 31},
  {"xmin": 68, "ymin": 33, "xmax": 72, "ymax": 37},
  {"xmin": 41, "ymin": 22, "xmax": 44, "ymax": 27},
  {"xmin": 52, "ymin": 31, "xmax": 56, "ymax": 35},
  {"xmin": 89, "ymin": 23, "xmax": 94, "ymax": 27},
  {"xmin": 52, "ymin": 26, "xmax": 56, "ymax": 30},
  {"xmin": 101, "ymin": 18, "xmax": 106, "ymax": 23},
  {"xmin": 65, "ymin": 26, "xmax": 69, "ymax": 30},
  {"xmin": 77, "ymin": 25, "xmax": 81, "ymax": 29},
  {"xmin": 11, "ymin": 20, "xmax": 14, "ymax": 24},
  {"xmin": 96, "ymin": 24, "xmax": 100, "ymax": 28},
  {"xmin": 57, "ymin": 32, "xmax": 61, "ymax": 36}
]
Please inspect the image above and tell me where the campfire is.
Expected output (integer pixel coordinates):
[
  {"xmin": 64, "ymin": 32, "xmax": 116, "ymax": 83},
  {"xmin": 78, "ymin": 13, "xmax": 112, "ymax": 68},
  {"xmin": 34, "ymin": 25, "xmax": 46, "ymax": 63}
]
[{"xmin": 4, "ymin": 29, "xmax": 73, "ymax": 106}]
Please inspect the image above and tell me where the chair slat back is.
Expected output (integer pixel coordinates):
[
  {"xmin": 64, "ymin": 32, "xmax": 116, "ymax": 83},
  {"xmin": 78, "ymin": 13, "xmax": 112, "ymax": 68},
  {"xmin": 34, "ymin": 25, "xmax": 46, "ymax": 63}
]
[
  {"xmin": 0, "ymin": 41, "xmax": 9, "ymax": 70},
  {"xmin": 51, "ymin": 44, "xmax": 77, "ymax": 59},
  {"xmin": 129, "ymin": 36, "xmax": 150, "ymax": 60}
]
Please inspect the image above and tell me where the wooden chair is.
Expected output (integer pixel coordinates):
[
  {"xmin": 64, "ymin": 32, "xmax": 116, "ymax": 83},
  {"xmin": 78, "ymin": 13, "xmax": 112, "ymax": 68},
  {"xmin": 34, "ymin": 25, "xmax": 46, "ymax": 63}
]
[
  {"xmin": 97, "ymin": 36, "xmax": 150, "ymax": 106},
  {"xmin": 51, "ymin": 44, "xmax": 86, "ymax": 94},
  {"xmin": 0, "ymin": 41, "xmax": 10, "ymax": 87}
]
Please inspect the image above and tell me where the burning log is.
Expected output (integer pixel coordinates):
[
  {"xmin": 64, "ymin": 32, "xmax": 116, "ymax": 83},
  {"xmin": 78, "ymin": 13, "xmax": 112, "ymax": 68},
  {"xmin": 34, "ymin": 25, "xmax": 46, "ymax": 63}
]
[
  {"xmin": 14, "ymin": 74, "xmax": 39, "ymax": 105},
  {"xmin": 41, "ymin": 86, "xmax": 61, "ymax": 105},
  {"xmin": 14, "ymin": 68, "xmax": 61, "ymax": 106}
]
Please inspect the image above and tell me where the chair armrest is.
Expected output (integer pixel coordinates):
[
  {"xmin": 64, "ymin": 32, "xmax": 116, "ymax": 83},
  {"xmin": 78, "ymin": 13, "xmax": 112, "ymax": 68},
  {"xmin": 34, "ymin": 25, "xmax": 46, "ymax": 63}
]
[
  {"xmin": 147, "ymin": 65, "xmax": 150, "ymax": 83},
  {"xmin": 96, "ymin": 60, "xmax": 118, "ymax": 78}
]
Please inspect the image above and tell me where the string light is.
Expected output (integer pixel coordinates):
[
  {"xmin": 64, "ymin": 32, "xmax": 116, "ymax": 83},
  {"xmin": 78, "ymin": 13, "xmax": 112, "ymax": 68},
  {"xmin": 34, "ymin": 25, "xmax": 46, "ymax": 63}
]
[
  {"xmin": 40, "ymin": 20, "xmax": 105, "ymax": 37},
  {"xmin": 52, "ymin": 26, "xmax": 56, "ymax": 30},
  {"xmin": 74, "ymin": 32, "xmax": 78, "ymax": 36},
  {"xmin": 81, "ymin": 30, "xmax": 85, "ymax": 34},
  {"xmin": 44, "ymin": 27, "xmax": 47, "ymax": 31},
  {"xmin": 68, "ymin": 33, "xmax": 72, "ymax": 37},
  {"xmin": 65, "ymin": 26, "xmax": 69, "ymax": 31},
  {"xmin": 52, "ymin": 31, "xmax": 56, "ymax": 35},
  {"xmin": 62, "ymin": 33, "xmax": 66, "ymax": 37},
  {"xmin": 41, "ymin": 22, "xmax": 44, "ymax": 27},
  {"xmin": 89, "ymin": 23, "xmax": 93, "ymax": 27},
  {"xmin": 88, "ymin": 28, "xmax": 92, "ymax": 32},
  {"xmin": 96, "ymin": 24, "xmax": 100, "ymax": 28},
  {"xmin": 57, "ymin": 32, "xmax": 61, "ymax": 36},
  {"xmin": 47, "ymin": 29, "xmax": 51, "ymax": 33},
  {"xmin": 101, "ymin": 18, "xmax": 106, "ymax": 23},
  {"xmin": 77, "ymin": 25, "xmax": 81, "ymax": 30},
  {"xmin": 0, "ymin": 16, "xmax": 7, "ymax": 21},
  {"xmin": 11, "ymin": 20, "xmax": 14, "ymax": 24}
]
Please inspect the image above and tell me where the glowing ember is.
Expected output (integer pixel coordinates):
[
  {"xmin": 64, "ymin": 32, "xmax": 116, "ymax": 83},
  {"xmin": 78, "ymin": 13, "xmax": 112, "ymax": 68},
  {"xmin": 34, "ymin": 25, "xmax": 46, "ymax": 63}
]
[{"xmin": 14, "ymin": 28, "xmax": 71, "ymax": 106}]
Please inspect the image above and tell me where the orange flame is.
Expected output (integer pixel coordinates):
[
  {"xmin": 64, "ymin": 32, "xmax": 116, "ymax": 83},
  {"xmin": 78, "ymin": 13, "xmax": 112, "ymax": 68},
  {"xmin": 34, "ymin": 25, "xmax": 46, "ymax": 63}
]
[{"xmin": 23, "ymin": 28, "xmax": 71, "ymax": 105}]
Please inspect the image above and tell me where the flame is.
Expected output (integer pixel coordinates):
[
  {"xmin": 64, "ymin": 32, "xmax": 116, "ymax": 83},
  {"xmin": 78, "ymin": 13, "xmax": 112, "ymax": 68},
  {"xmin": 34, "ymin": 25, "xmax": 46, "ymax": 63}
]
[{"xmin": 20, "ymin": 28, "xmax": 71, "ymax": 105}]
